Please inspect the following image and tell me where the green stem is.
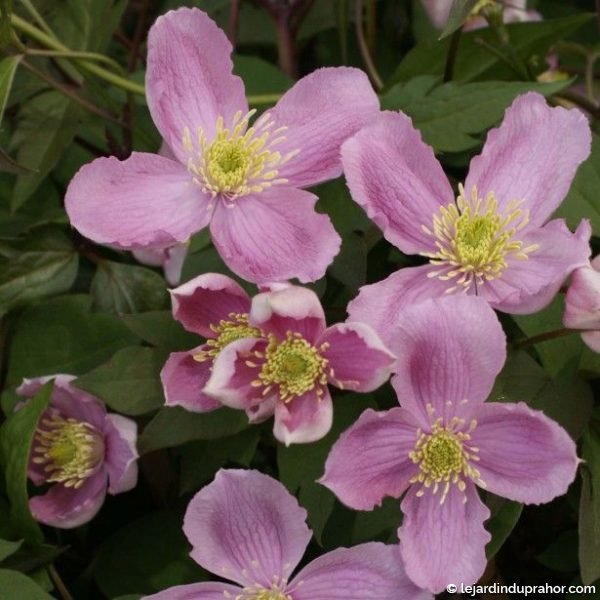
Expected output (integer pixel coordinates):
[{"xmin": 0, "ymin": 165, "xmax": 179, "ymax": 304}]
[
  {"xmin": 19, "ymin": 0, "xmax": 53, "ymax": 37},
  {"xmin": 443, "ymin": 27, "xmax": 462, "ymax": 83},
  {"xmin": 48, "ymin": 564, "xmax": 73, "ymax": 600},
  {"xmin": 25, "ymin": 49, "xmax": 126, "ymax": 73},
  {"xmin": 515, "ymin": 328, "xmax": 578, "ymax": 349}
]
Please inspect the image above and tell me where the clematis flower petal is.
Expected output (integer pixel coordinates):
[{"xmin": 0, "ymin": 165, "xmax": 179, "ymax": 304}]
[
  {"xmin": 341, "ymin": 111, "xmax": 454, "ymax": 255},
  {"xmin": 470, "ymin": 402, "xmax": 579, "ymax": 504},
  {"xmin": 272, "ymin": 388, "xmax": 333, "ymax": 445},
  {"xmin": 146, "ymin": 7, "xmax": 248, "ymax": 163},
  {"xmin": 183, "ymin": 469, "xmax": 311, "ymax": 587},
  {"xmin": 160, "ymin": 349, "xmax": 221, "ymax": 412},
  {"xmin": 143, "ymin": 582, "xmax": 242, "ymax": 600},
  {"xmin": 65, "ymin": 153, "xmax": 211, "ymax": 250},
  {"xmin": 564, "ymin": 255, "xmax": 600, "ymax": 331},
  {"xmin": 209, "ymin": 187, "xmax": 341, "ymax": 284},
  {"xmin": 399, "ymin": 483, "xmax": 491, "ymax": 594},
  {"xmin": 582, "ymin": 331, "xmax": 600, "ymax": 352},
  {"xmin": 133, "ymin": 243, "xmax": 189, "ymax": 287},
  {"xmin": 170, "ymin": 273, "xmax": 251, "ymax": 337},
  {"xmin": 104, "ymin": 414, "xmax": 138, "ymax": 495},
  {"xmin": 268, "ymin": 67, "xmax": 379, "ymax": 188},
  {"xmin": 288, "ymin": 543, "xmax": 432, "ymax": 600},
  {"xmin": 479, "ymin": 219, "xmax": 591, "ymax": 314},
  {"xmin": 464, "ymin": 93, "xmax": 592, "ymax": 229},
  {"xmin": 320, "ymin": 408, "xmax": 420, "ymax": 510},
  {"xmin": 391, "ymin": 296, "xmax": 506, "ymax": 422}
]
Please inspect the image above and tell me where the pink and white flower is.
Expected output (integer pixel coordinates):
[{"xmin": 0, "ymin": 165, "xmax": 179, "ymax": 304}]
[
  {"xmin": 145, "ymin": 469, "xmax": 431, "ymax": 600},
  {"xmin": 132, "ymin": 243, "xmax": 188, "ymax": 287},
  {"xmin": 564, "ymin": 255, "xmax": 600, "ymax": 352},
  {"xmin": 203, "ymin": 284, "xmax": 395, "ymax": 445},
  {"xmin": 65, "ymin": 8, "xmax": 380, "ymax": 284},
  {"xmin": 344, "ymin": 93, "xmax": 591, "ymax": 347},
  {"xmin": 321, "ymin": 295, "xmax": 579, "ymax": 593},
  {"xmin": 20, "ymin": 375, "xmax": 138, "ymax": 529}
]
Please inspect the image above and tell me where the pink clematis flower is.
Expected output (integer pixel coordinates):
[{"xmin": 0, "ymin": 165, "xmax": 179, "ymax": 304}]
[
  {"xmin": 564, "ymin": 255, "xmax": 600, "ymax": 352},
  {"xmin": 65, "ymin": 8, "xmax": 380, "ymax": 284},
  {"xmin": 19, "ymin": 375, "xmax": 138, "ymax": 529},
  {"xmin": 344, "ymin": 93, "xmax": 591, "ymax": 347},
  {"xmin": 145, "ymin": 469, "xmax": 431, "ymax": 600},
  {"xmin": 321, "ymin": 296, "xmax": 579, "ymax": 593},
  {"xmin": 203, "ymin": 284, "xmax": 395, "ymax": 445}
]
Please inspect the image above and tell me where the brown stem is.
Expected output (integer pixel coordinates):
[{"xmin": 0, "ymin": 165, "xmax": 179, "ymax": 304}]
[
  {"xmin": 48, "ymin": 564, "xmax": 73, "ymax": 600},
  {"xmin": 354, "ymin": 0, "xmax": 382, "ymax": 91},
  {"xmin": 275, "ymin": 15, "xmax": 298, "ymax": 79},
  {"xmin": 514, "ymin": 328, "xmax": 578, "ymax": 349},
  {"xmin": 228, "ymin": 0, "xmax": 241, "ymax": 46}
]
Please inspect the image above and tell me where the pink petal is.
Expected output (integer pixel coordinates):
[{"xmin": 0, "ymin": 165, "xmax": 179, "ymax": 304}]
[
  {"xmin": 342, "ymin": 111, "xmax": 454, "ymax": 255},
  {"xmin": 347, "ymin": 264, "xmax": 452, "ymax": 351},
  {"xmin": 134, "ymin": 243, "xmax": 189, "ymax": 286},
  {"xmin": 564, "ymin": 259, "xmax": 600, "ymax": 330},
  {"xmin": 29, "ymin": 471, "xmax": 107, "ymax": 529},
  {"xmin": 289, "ymin": 543, "xmax": 431, "ymax": 600},
  {"xmin": 465, "ymin": 93, "xmax": 592, "ymax": 229},
  {"xmin": 144, "ymin": 582, "xmax": 242, "ymax": 600},
  {"xmin": 320, "ymin": 322, "xmax": 395, "ymax": 392},
  {"xmin": 480, "ymin": 219, "xmax": 591, "ymax": 315},
  {"xmin": 146, "ymin": 8, "xmax": 247, "ymax": 164},
  {"xmin": 399, "ymin": 483, "xmax": 491, "ymax": 594},
  {"xmin": 470, "ymin": 402, "xmax": 579, "ymax": 504},
  {"xmin": 582, "ymin": 331, "xmax": 600, "ymax": 352},
  {"xmin": 268, "ymin": 67, "xmax": 379, "ymax": 188},
  {"xmin": 250, "ymin": 285, "xmax": 326, "ymax": 343},
  {"xmin": 320, "ymin": 408, "xmax": 420, "ymax": 511},
  {"xmin": 160, "ymin": 349, "xmax": 222, "ymax": 413},
  {"xmin": 273, "ymin": 388, "xmax": 333, "ymax": 445},
  {"xmin": 420, "ymin": 0, "xmax": 453, "ymax": 28},
  {"xmin": 170, "ymin": 273, "xmax": 251, "ymax": 337},
  {"xmin": 183, "ymin": 469, "xmax": 311, "ymax": 587},
  {"xmin": 65, "ymin": 153, "xmax": 211, "ymax": 250},
  {"xmin": 391, "ymin": 296, "xmax": 506, "ymax": 422},
  {"xmin": 209, "ymin": 187, "xmax": 341, "ymax": 284},
  {"xmin": 103, "ymin": 413, "xmax": 138, "ymax": 495}
]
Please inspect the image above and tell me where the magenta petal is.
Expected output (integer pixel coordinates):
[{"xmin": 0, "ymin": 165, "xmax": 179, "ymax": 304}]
[
  {"xmin": 480, "ymin": 219, "xmax": 591, "ymax": 314},
  {"xmin": 341, "ymin": 111, "xmax": 454, "ymax": 255},
  {"xmin": 399, "ymin": 483, "xmax": 491, "ymax": 594},
  {"xmin": 210, "ymin": 187, "xmax": 341, "ymax": 284},
  {"xmin": 171, "ymin": 273, "xmax": 251, "ymax": 337},
  {"xmin": 183, "ymin": 469, "xmax": 311, "ymax": 587},
  {"xmin": 465, "ymin": 93, "xmax": 592, "ymax": 229},
  {"xmin": 65, "ymin": 153, "xmax": 211, "ymax": 250},
  {"xmin": 273, "ymin": 388, "xmax": 333, "ymax": 445},
  {"xmin": 146, "ymin": 8, "xmax": 247, "ymax": 163},
  {"xmin": 321, "ymin": 408, "xmax": 420, "ymax": 510},
  {"xmin": 160, "ymin": 349, "xmax": 221, "ymax": 413},
  {"xmin": 29, "ymin": 471, "xmax": 107, "ymax": 529},
  {"xmin": 347, "ymin": 265, "xmax": 452, "ymax": 351},
  {"xmin": 143, "ymin": 582, "xmax": 242, "ymax": 600},
  {"xmin": 320, "ymin": 322, "xmax": 395, "ymax": 392},
  {"xmin": 269, "ymin": 67, "xmax": 379, "ymax": 188},
  {"xmin": 470, "ymin": 402, "xmax": 579, "ymax": 504},
  {"xmin": 289, "ymin": 543, "xmax": 432, "ymax": 600},
  {"xmin": 104, "ymin": 414, "xmax": 138, "ymax": 495}
]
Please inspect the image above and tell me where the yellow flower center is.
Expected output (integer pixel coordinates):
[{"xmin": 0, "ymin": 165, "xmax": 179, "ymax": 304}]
[
  {"xmin": 183, "ymin": 110, "xmax": 299, "ymax": 201},
  {"xmin": 249, "ymin": 332, "xmax": 330, "ymax": 402},
  {"xmin": 409, "ymin": 403, "xmax": 484, "ymax": 504},
  {"xmin": 236, "ymin": 583, "xmax": 292, "ymax": 600},
  {"xmin": 193, "ymin": 313, "xmax": 261, "ymax": 363},
  {"xmin": 32, "ymin": 413, "xmax": 105, "ymax": 488},
  {"xmin": 421, "ymin": 184, "xmax": 539, "ymax": 292}
]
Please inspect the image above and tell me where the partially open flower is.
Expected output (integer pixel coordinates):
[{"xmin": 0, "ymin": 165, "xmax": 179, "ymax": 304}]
[{"xmin": 20, "ymin": 375, "xmax": 138, "ymax": 529}]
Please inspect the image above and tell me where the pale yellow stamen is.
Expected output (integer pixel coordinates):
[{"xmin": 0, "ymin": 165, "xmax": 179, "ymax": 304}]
[
  {"xmin": 421, "ymin": 184, "xmax": 539, "ymax": 293},
  {"xmin": 233, "ymin": 584, "xmax": 291, "ymax": 600}
]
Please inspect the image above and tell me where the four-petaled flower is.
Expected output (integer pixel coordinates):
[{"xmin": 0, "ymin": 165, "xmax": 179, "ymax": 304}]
[
  {"xmin": 65, "ymin": 7, "xmax": 380, "ymax": 284},
  {"xmin": 20, "ymin": 375, "xmax": 138, "ymax": 529},
  {"xmin": 144, "ymin": 469, "xmax": 431, "ymax": 600},
  {"xmin": 321, "ymin": 295, "xmax": 579, "ymax": 593}
]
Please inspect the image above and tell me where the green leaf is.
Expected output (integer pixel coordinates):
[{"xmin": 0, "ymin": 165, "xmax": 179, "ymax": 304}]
[
  {"xmin": 233, "ymin": 55, "xmax": 292, "ymax": 96},
  {"xmin": 0, "ymin": 539, "xmax": 22, "ymax": 563},
  {"xmin": 351, "ymin": 497, "xmax": 403, "ymax": 545},
  {"xmin": 91, "ymin": 260, "xmax": 169, "ymax": 314},
  {"xmin": 0, "ymin": 55, "xmax": 21, "ymax": 123},
  {"xmin": 138, "ymin": 407, "xmax": 249, "ymax": 455},
  {"xmin": 0, "ymin": 569, "xmax": 54, "ymax": 599},
  {"xmin": 74, "ymin": 346, "xmax": 168, "ymax": 416},
  {"xmin": 537, "ymin": 530, "xmax": 579, "ymax": 572},
  {"xmin": 381, "ymin": 76, "xmax": 572, "ymax": 152},
  {"xmin": 485, "ymin": 496, "xmax": 523, "ymax": 559},
  {"xmin": 0, "ymin": 147, "xmax": 37, "ymax": 175},
  {"xmin": 119, "ymin": 311, "xmax": 200, "ymax": 351},
  {"xmin": 0, "ymin": 383, "xmax": 51, "ymax": 543},
  {"xmin": 439, "ymin": 0, "xmax": 479, "ymax": 38}
]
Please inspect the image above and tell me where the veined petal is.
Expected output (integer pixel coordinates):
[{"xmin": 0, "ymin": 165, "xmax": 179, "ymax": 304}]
[
  {"xmin": 104, "ymin": 414, "xmax": 138, "ymax": 495},
  {"xmin": 341, "ymin": 111, "xmax": 454, "ymax": 255},
  {"xmin": 144, "ymin": 582, "xmax": 242, "ymax": 600},
  {"xmin": 321, "ymin": 408, "xmax": 420, "ymax": 510},
  {"xmin": 183, "ymin": 469, "xmax": 311, "ymax": 587},
  {"xmin": 399, "ymin": 483, "xmax": 491, "ymax": 594},
  {"xmin": 209, "ymin": 187, "xmax": 340, "ymax": 284},
  {"xmin": 465, "ymin": 93, "xmax": 592, "ymax": 229},
  {"xmin": 470, "ymin": 402, "xmax": 579, "ymax": 504},
  {"xmin": 564, "ymin": 259, "xmax": 600, "ymax": 330},
  {"xmin": 65, "ymin": 153, "xmax": 211, "ymax": 250},
  {"xmin": 146, "ymin": 8, "xmax": 248, "ymax": 163},
  {"xmin": 269, "ymin": 67, "xmax": 379, "ymax": 188}
]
